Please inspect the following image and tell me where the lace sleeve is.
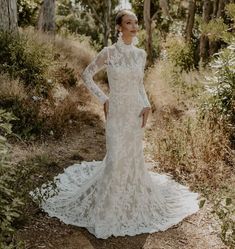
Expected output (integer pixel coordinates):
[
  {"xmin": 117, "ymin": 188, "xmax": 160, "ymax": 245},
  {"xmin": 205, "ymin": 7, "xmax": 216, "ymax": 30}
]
[
  {"xmin": 81, "ymin": 47, "xmax": 109, "ymax": 105},
  {"xmin": 139, "ymin": 50, "xmax": 151, "ymax": 108}
]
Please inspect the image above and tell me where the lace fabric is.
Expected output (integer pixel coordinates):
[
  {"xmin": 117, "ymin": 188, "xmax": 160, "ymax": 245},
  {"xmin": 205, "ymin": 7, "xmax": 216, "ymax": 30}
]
[
  {"xmin": 29, "ymin": 36, "xmax": 200, "ymax": 239},
  {"xmin": 80, "ymin": 37, "xmax": 151, "ymax": 108}
]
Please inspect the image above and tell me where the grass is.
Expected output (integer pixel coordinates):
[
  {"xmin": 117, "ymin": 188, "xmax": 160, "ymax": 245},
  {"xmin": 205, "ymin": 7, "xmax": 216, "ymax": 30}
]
[
  {"xmin": 0, "ymin": 28, "xmax": 109, "ymax": 141},
  {"xmin": 145, "ymin": 57, "xmax": 235, "ymax": 248}
]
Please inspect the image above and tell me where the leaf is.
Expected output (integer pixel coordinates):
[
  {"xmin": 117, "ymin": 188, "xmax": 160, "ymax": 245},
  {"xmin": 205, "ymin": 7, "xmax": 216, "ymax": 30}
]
[
  {"xmin": 226, "ymin": 197, "xmax": 232, "ymax": 206},
  {"xmin": 199, "ymin": 199, "xmax": 206, "ymax": 208}
]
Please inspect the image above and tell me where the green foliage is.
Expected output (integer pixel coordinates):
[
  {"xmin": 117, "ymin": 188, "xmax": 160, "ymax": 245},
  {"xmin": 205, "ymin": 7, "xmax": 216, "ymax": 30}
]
[
  {"xmin": 0, "ymin": 74, "xmax": 44, "ymax": 139},
  {"xmin": 55, "ymin": 63, "xmax": 77, "ymax": 88},
  {"xmin": 57, "ymin": 0, "xmax": 119, "ymax": 46},
  {"xmin": 198, "ymin": 3, "xmax": 235, "ymax": 45},
  {"xmin": 225, "ymin": 3, "xmax": 235, "ymax": 20},
  {"xmin": 13, "ymin": 154, "xmax": 60, "ymax": 209},
  {"xmin": 131, "ymin": 0, "xmax": 172, "ymax": 34},
  {"xmin": 57, "ymin": 0, "xmax": 73, "ymax": 16},
  {"xmin": 137, "ymin": 29, "xmax": 161, "ymax": 60},
  {"xmin": 200, "ymin": 43, "xmax": 235, "ymax": 145},
  {"xmin": 0, "ymin": 31, "xmax": 53, "ymax": 96},
  {"xmin": 17, "ymin": 0, "xmax": 41, "ymax": 27},
  {"xmin": 2, "ymin": 98, "xmax": 44, "ymax": 139},
  {"xmin": 165, "ymin": 36, "xmax": 195, "ymax": 72},
  {"xmin": 210, "ymin": 187, "xmax": 235, "ymax": 248},
  {"xmin": 0, "ymin": 109, "xmax": 24, "ymax": 248},
  {"xmin": 56, "ymin": 12, "xmax": 99, "ymax": 44},
  {"xmin": 199, "ymin": 17, "xmax": 233, "ymax": 43},
  {"xmin": 0, "ymin": 109, "xmax": 60, "ymax": 247}
]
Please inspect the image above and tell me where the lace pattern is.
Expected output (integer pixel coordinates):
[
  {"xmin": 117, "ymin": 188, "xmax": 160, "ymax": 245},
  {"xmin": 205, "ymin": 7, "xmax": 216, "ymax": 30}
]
[
  {"xmin": 81, "ymin": 41, "xmax": 151, "ymax": 108},
  {"xmin": 81, "ymin": 47, "xmax": 109, "ymax": 105},
  {"xmin": 29, "ymin": 38, "xmax": 200, "ymax": 239}
]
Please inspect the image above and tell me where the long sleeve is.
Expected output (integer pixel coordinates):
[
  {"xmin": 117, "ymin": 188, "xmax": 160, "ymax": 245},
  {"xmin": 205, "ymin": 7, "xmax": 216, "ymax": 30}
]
[
  {"xmin": 81, "ymin": 47, "xmax": 109, "ymax": 105},
  {"xmin": 139, "ymin": 49, "xmax": 151, "ymax": 108}
]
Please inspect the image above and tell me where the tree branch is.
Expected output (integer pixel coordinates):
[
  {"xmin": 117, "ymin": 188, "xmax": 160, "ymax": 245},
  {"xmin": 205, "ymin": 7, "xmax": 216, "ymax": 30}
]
[{"xmin": 86, "ymin": 0, "xmax": 104, "ymax": 26}]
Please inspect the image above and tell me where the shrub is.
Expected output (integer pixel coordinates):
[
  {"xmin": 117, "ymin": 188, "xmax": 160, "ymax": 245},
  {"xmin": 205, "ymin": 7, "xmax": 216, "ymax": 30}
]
[
  {"xmin": 0, "ymin": 109, "xmax": 24, "ymax": 248},
  {"xmin": 198, "ymin": 3, "xmax": 235, "ymax": 45},
  {"xmin": 137, "ymin": 29, "xmax": 161, "ymax": 60},
  {"xmin": 42, "ymin": 87, "xmax": 85, "ymax": 138},
  {"xmin": 0, "ymin": 31, "xmax": 53, "ymax": 97},
  {"xmin": 0, "ymin": 108, "xmax": 60, "ymax": 247},
  {"xmin": 0, "ymin": 96, "xmax": 43, "ymax": 140},
  {"xmin": 0, "ymin": 73, "xmax": 48, "ymax": 139},
  {"xmin": 151, "ymin": 113, "xmax": 231, "ymax": 189},
  {"xmin": 0, "ymin": 74, "xmax": 27, "ymax": 102},
  {"xmin": 54, "ymin": 63, "xmax": 77, "ymax": 88},
  {"xmin": 0, "ymin": 29, "xmax": 107, "ymax": 140},
  {"xmin": 17, "ymin": 0, "xmax": 40, "ymax": 27},
  {"xmin": 164, "ymin": 35, "xmax": 195, "ymax": 72},
  {"xmin": 146, "ymin": 30, "xmax": 234, "ymax": 249},
  {"xmin": 211, "ymin": 189, "xmax": 235, "ymax": 248},
  {"xmin": 200, "ymin": 43, "xmax": 235, "ymax": 146}
]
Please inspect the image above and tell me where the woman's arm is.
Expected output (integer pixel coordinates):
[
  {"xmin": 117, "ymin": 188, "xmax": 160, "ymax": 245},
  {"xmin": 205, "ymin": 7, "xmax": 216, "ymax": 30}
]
[
  {"xmin": 138, "ymin": 49, "xmax": 151, "ymax": 108},
  {"xmin": 81, "ymin": 47, "xmax": 109, "ymax": 105}
]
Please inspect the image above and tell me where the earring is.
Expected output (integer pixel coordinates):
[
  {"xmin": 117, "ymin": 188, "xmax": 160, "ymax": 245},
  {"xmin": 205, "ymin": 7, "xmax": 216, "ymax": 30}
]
[{"xmin": 117, "ymin": 30, "xmax": 123, "ymax": 42}]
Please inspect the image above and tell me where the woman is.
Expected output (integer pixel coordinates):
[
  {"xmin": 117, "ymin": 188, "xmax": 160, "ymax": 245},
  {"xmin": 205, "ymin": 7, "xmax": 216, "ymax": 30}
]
[{"xmin": 30, "ymin": 9, "xmax": 200, "ymax": 239}]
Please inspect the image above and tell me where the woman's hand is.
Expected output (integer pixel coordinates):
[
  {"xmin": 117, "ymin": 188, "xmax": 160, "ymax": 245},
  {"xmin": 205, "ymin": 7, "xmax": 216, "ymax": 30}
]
[
  {"xmin": 104, "ymin": 99, "xmax": 109, "ymax": 120},
  {"xmin": 139, "ymin": 107, "xmax": 151, "ymax": 128}
]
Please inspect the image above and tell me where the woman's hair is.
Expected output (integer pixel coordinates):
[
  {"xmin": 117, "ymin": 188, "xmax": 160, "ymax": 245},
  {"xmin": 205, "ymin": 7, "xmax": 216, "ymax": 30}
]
[{"xmin": 115, "ymin": 9, "xmax": 137, "ymax": 38}]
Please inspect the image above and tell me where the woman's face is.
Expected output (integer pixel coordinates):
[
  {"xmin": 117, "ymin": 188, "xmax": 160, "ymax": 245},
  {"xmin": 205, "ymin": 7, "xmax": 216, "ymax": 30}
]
[{"xmin": 118, "ymin": 13, "xmax": 139, "ymax": 38}]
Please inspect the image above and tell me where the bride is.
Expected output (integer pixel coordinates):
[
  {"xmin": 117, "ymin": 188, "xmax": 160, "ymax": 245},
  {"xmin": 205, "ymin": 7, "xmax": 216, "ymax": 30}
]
[{"xmin": 29, "ymin": 9, "xmax": 200, "ymax": 239}]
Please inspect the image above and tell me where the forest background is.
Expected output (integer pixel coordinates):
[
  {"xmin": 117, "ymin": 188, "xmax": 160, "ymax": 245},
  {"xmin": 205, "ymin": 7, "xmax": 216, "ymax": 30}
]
[{"xmin": 0, "ymin": 0, "xmax": 234, "ymax": 248}]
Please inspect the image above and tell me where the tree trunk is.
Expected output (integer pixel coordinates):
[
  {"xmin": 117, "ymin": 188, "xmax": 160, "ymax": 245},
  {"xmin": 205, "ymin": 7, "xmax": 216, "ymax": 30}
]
[
  {"xmin": 212, "ymin": 0, "xmax": 219, "ymax": 17},
  {"xmin": 199, "ymin": 0, "xmax": 212, "ymax": 64},
  {"xmin": 86, "ymin": 0, "xmax": 112, "ymax": 47},
  {"xmin": 0, "ymin": 0, "xmax": 18, "ymax": 32},
  {"xmin": 144, "ymin": 0, "xmax": 153, "ymax": 65},
  {"xmin": 217, "ymin": 0, "xmax": 226, "ymax": 17},
  {"xmin": 209, "ymin": 0, "xmax": 224, "ymax": 56},
  {"xmin": 210, "ymin": 0, "xmax": 230, "ymax": 56},
  {"xmin": 185, "ymin": 0, "xmax": 196, "ymax": 42},
  {"xmin": 103, "ymin": 0, "xmax": 111, "ymax": 46},
  {"xmin": 37, "ymin": 0, "xmax": 55, "ymax": 33}
]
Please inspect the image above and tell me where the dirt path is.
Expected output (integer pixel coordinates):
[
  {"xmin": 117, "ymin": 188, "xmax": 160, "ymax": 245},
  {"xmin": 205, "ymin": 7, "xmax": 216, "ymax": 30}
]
[{"xmin": 13, "ymin": 104, "xmax": 228, "ymax": 249}]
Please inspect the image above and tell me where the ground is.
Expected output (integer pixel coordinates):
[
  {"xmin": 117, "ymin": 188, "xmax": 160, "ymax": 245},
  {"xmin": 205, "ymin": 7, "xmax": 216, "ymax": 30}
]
[{"xmin": 13, "ymin": 101, "xmax": 228, "ymax": 249}]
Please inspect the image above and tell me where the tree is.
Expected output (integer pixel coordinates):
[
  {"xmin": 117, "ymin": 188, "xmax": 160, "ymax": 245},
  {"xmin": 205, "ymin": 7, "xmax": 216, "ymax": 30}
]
[
  {"xmin": 185, "ymin": 0, "xmax": 196, "ymax": 43},
  {"xmin": 84, "ymin": 0, "xmax": 112, "ymax": 46},
  {"xmin": 79, "ymin": 0, "xmax": 119, "ymax": 47},
  {"xmin": 199, "ymin": 0, "xmax": 234, "ymax": 63},
  {"xmin": 209, "ymin": 0, "xmax": 232, "ymax": 55},
  {"xmin": 132, "ymin": 0, "xmax": 171, "ymax": 64},
  {"xmin": 199, "ymin": 0, "xmax": 212, "ymax": 64},
  {"xmin": 104, "ymin": 0, "xmax": 112, "ymax": 46},
  {"xmin": 143, "ymin": 0, "xmax": 153, "ymax": 64},
  {"xmin": 0, "ymin": 0, "xmax": 18, "ymax": 32},
  {"xmin": 17, "ymin": 0, "xmax": 40, "ymax": 27},
  {"xmin": 37, "ymin": 0, "xmax": 56, "ymax": 33}
]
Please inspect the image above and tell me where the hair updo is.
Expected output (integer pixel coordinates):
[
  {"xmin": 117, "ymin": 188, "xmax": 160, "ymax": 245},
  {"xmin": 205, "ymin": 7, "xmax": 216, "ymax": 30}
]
[{"xmin": 115, "ymin": 9, "xmax": 137, "ymax": 39}]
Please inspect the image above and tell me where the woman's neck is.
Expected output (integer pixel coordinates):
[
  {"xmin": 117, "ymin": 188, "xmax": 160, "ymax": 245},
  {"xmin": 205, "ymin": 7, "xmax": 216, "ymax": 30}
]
[{"xmin": 122, "ymin": 36, "xmax": 133, "ymax": 45}]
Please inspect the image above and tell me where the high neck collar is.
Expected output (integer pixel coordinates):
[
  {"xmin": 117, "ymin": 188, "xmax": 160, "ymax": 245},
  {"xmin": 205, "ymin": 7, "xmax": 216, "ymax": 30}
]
[{"xmin": 115, "ymin": 35, "xmax": 135, "ymax": 52}]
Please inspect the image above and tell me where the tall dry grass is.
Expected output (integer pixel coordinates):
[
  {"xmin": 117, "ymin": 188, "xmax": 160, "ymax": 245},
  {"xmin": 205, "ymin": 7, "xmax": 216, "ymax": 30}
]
[
  {"xmin": 145, "ymin": 57, "xmax": 235, "ymax": 247},
  {"xmin": 0, "ymin": 28, "xmax": 109, "ymax": 139},
  {"xmin": 145, "ymin": 59, "xmax": 234, "ymax": 190},
  {"xmin": 0, "ymin": 73, "xmax": 27, "ymax": 102}
]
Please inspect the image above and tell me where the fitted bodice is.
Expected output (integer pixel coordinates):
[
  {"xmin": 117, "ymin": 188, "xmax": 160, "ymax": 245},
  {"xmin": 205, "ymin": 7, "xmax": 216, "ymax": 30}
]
[
  {"xmin": 81, "ymin": 38, "xmax": 151, "ymax": 108},
  {"xmin": 107, "ymin": 44, "xmax": 144, "ymax": 95}
]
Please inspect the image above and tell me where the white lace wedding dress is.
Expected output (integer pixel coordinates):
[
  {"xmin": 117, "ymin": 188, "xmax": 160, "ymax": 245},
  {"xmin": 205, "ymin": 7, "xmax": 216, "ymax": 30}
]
[{"xmin": 29, "ymin": 36, "xmax": 200, "ymax": 239}]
